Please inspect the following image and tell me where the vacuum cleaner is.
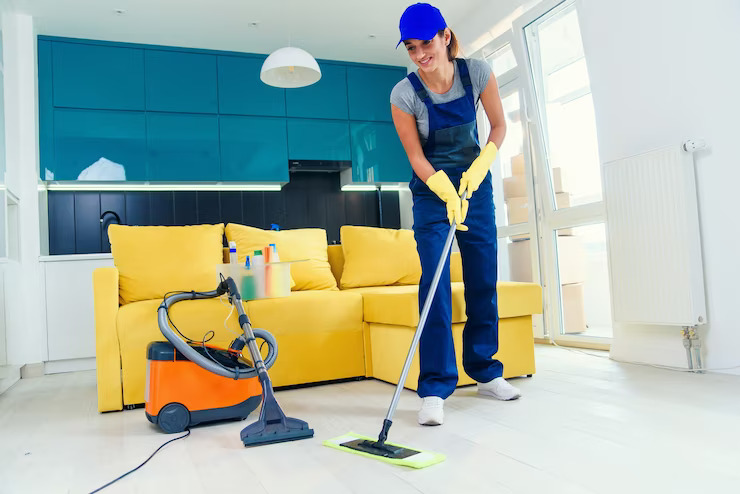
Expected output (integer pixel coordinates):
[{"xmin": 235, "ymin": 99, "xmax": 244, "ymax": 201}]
[{"xmin": 145, "ymin": 276, "xmax": 314, "ymax": 447}]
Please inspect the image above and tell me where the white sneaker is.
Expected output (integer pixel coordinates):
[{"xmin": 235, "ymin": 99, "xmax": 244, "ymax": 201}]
[
  {"xmin": 418, "ymin": 397, "xmax": 444, "ymax": 426},
  {"xmin": 477, "ymin": 377, "xmax": 521, "ymax": 401}
]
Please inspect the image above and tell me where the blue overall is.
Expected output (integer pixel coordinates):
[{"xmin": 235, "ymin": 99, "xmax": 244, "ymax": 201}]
[{"xmin": 408, "ymin": 58, "xmax": 502, "ymax": 399}]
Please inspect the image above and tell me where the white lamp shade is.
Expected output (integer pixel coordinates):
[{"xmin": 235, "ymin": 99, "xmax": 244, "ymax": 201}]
[{"xmin": 260, "ymin": 47, "xmax": 322, "ymax": 88}]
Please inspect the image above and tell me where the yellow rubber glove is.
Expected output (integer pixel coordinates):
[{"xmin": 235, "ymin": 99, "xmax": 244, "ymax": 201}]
[
  {"xmin": 458, "ymin": 142, "xmax": 498, "ymax": 221},
  {"xmin": 426, "ymin": 170, "xmax": 468, "ymax": 232}
]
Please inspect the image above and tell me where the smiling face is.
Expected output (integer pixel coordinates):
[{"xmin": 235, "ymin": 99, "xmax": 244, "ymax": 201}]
[{"xmin": 403, "ymin": 29, "xmax": 451, "ymax": 73}]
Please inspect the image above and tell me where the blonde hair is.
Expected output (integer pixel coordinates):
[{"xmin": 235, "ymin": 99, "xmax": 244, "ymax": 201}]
[{"xmin": 439, "ymin": 29, "xmax": 459, "ymax": 60}]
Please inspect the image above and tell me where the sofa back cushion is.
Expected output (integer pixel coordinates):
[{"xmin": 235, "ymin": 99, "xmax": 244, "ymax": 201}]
[
  {"xmin": 108, "ymin": 223, "xmax": 225, "ymax": 304},
  {"xmin": 225, "ymin": 224, "xmax": 338, "ymax": 291},
  {"xmin": 339, "ymin": 225, "xmax": 421, "ymax": 289}
]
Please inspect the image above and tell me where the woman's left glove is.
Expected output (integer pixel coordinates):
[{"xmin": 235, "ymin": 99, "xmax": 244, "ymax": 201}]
[{"xmin": 458, "ymin": 142, "xmax": 498, "ymax": 220}]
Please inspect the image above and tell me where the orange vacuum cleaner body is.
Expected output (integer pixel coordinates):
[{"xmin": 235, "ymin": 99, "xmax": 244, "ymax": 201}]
[{"xmin": 145, "ymin": 341, "xmax": 262, "ymax": 433}]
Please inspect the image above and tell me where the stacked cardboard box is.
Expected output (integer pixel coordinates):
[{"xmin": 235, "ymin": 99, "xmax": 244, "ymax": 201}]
[
  {"xmin": 503, "ymin": 157, "xmax": 585, "ymax": 333},
  {"xmin": 503, "ymin": 156, "xmax": 571, "ymax": 239}
]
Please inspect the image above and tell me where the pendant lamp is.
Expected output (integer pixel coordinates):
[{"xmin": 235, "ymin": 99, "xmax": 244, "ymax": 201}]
[{"xmin": 260, "ymin": 47, "xmax": 321, "ymax": 88}]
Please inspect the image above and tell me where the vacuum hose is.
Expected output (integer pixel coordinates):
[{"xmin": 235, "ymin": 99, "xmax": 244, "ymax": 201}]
[{"xmin": 157, "ymin": 289, "xmax": 278, "ymax": 379}]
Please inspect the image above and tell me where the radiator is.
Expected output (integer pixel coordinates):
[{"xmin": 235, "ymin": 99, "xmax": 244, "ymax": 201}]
[{"xmin": 603, "ymin": 144, "xmax": 707, "ymax": 326}]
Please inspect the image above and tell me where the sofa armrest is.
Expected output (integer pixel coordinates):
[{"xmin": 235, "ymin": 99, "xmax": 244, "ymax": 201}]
[{"xmin": 93, "ymin": 267, "xmax": 123, "ymax": 412}]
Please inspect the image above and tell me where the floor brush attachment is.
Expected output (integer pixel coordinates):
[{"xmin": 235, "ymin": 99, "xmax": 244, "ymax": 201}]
[{"xmin": 241, "ymin": 373, "xmax": 314, "ymax": 447}]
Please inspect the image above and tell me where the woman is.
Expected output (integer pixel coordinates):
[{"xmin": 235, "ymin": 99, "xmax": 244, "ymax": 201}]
[{"xmin": 390, "ymin": 3, "xmax": 521, "ymax": 426}]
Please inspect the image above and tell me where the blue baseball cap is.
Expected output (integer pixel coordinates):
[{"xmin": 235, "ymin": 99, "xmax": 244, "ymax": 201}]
[{"xmin": 396, "ymin": 3, "xmax": 447, "ymax": 48}]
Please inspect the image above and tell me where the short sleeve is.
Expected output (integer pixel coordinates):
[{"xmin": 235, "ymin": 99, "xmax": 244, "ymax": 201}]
[
  {"xmin": 390, "ymin": 78, "xmax": 417, "ymax": 117},
  {"xmin": 467, "ymin": 58, "xmax": 492, "ymax": 99}
]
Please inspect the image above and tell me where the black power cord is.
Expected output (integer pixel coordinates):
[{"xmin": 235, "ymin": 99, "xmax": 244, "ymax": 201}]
[{"xmin": 88, "ymin": 429, "xmax": 191, "ymax": 493}]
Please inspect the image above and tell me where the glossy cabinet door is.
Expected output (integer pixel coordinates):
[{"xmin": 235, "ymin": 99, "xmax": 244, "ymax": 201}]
[
  {"xmin": 286, "ymin": 63, "xmax": 348, "ymax": 120},
  {"xmin": 347, "ymin": 66, "xmax": 405, "ymax": 122},
  {"xmin": 350, "ymin": 121, "xmax": 410, "ymax": 183},
  {"xmin": 145, "ymin": 50, "xmax": 218, "ymax": 113},
  {"xmin": 52, "ymin": 41, "xmax": 145, "ymax": 111},
  {"xmin": 218, "ymin": 55, "xmax": 286, "ymax": 116},
  {"xmin": 146, "ymin": 113, "xmax": 220, "ymax": 181},
  {"xmin": 220, "ymin": 115, "xmax": 289, "ymax": 182},
  {"xmin": 53, "ymin": 109, "xmax": 147, "ymax": 181},
  {"xmin": 287, "ymin": 119, "xmax": 351, "ymax": 161}
]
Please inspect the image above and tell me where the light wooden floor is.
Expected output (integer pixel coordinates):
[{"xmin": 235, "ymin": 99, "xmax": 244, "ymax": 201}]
[{"xmin": 1, "ymin": 345, "xmax": 739, "ymax": 494}]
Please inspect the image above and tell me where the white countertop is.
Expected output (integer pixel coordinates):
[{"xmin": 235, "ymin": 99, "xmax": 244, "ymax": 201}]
[{"xmin": 39, "ymin": 253, "xmax": 114, "ymax": 262}]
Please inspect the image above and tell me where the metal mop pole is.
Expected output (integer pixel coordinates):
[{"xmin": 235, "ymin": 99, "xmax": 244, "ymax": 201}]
[{"xmin": 376, "ymin": 191, "xmax": 466, "ymax": 445}]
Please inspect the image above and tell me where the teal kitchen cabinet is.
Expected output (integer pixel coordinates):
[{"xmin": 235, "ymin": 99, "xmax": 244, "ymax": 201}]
[
  {"xmin": 52, "ymin": 109, "xmax": 147, "ymax": 181},
  {"xmin": 285, "ymin": 63, "xmax": 348, "ymax": 120},
  {"xmin": 51, "ymin": 41, "xmax": 145, "ymax": 111},
  {"xmin": 287, "ymin": 119, "xmax": 350, "ymax": 161},
  {"xmin": 347, "ymin": 66, "xmax": 405, "ymax": 122},
  {"xmin": 350, "ymin": 121, "xmax": 410, "ymax": 183},
  {"xmin": 146, "ymin": 113, "xmax": 220, "ymax": 181},
  {"xmin": 218, "ymin": 55, "xmax": 286, "ymax": 116},
  {"xmin": 39, "ymin": 39, "xmax": 54, "ymax": 180},
  {"xmin": 145, "ymin": 50, "xmax": 218, "ymax": 113},
  {"xmin": 220, "ymin": 116, "xmax": 289, "ymax": 182}
]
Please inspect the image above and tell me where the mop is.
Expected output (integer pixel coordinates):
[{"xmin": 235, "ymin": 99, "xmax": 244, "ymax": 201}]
[{"xmin": 323, "ymin": 192, "xmax": 468, "ymax": 468}]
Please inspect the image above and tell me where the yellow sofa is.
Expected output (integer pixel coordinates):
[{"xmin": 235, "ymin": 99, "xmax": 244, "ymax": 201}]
[{"xmin": 94, "ymin": 224, "xmax": 541, "ymax": 412}]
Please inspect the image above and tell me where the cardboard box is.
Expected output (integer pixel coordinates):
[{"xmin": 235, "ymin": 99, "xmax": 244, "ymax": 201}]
[
  {"xmin": 506, "ymin": 192, "xmax": 571, "ymax": 225},
  {"xmin": 552, "ymin": 167, "xmax": 565, "ymax": 194},
  {"xmin": 506, "ymin": 196, "xmax": 529, "ymax": 225},
  {"xmin": 562, "ymin": 283, "xmax": 587, "ymax": 334},
  {"xmin": 508, "ymin": 239, "xmax": 534, "ymax": 282},
  {"xmin": 507, "ymin": 236, "xmax": 585, "ymax": 284},
  {"xmin": 511, "ymin": 154, "xmax": 525, "ymax": 176},
  {"xmin": 503, "ymin": 174, "xmax": 527, "ymax": 199}
]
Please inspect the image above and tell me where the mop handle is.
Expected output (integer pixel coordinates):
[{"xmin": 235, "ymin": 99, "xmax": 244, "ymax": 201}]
[{"xmin": 382, "ymin": 191, "xmax": 467, "ymax": 425}]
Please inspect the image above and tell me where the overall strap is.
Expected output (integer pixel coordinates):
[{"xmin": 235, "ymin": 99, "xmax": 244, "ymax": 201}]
[
  {"xmin": 456, "ymin": 58, "xmax": 473, "ymax": 90},
  {"xmin": 407, "ymin": 72, "xmax": 431, "ymax": 103}
]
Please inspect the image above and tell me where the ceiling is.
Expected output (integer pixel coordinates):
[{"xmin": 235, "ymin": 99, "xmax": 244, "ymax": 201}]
[{"xmin": 2, "ymin": 0, "xmax": 493, "ymax": 66}]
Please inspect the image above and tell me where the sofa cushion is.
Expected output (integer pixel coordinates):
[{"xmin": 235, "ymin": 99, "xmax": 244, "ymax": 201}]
[
  {"xmin": 339, "ymin": 225, "xmax": 421, "ymax": 289},
  {"xmin": 118, "ymin": 298, "xmax": 241, "ymax": 405},
  {"xmin": 109, "ymin": 224, "xmax": 224, "ymax": 304},
  {"xmin": 244, "ymin": 290, "xmax": 365, "ymax": 386},
  {"xmin": 344, "ymin": 283, "xmax": 467, "ymax": 326},
  {"xmin": 344, "ymin": 281, "xmax": 543, "ymax": 327},
  {"xmin": 226, "ymin": 224, "xmax": 337, "ymax": 291},
  {"xmin": 117, "ymin": 290, "xmax": 366, "ymax": 405}
]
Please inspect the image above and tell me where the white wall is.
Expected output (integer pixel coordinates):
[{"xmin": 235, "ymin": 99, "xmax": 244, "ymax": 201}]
[
  {"xmin": 2, "ymin": 13, "xmax": 46, "ymax": 367},
  {"xmin": 577, "ymin": 0, "xmax": 740, "ymax": 373},
  {"xmin": 454, "ymin": 0, "xmax": 740, "ymax": 373}
]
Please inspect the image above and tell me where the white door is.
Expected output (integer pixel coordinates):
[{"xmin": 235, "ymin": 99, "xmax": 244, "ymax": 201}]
[{"xmin": 477, "ymin": 0, "xmax": 614, "ymax": 347}]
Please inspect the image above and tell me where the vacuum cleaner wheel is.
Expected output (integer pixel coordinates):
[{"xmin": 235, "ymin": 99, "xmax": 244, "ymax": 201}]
[{"xmin": 158, "ymin": 403, "xmax": 190, "ymax": 434}]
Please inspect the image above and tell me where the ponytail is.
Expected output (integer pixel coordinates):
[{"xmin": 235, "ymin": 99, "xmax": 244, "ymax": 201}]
[{"xmin": 439, "ymin": 29, "xmax": 459, "ymax": 61}]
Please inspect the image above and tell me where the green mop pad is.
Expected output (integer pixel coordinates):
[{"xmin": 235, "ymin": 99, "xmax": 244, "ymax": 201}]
[{"xmin": 323, "ymin": 432, "xmax": 445, "ymax": 469}]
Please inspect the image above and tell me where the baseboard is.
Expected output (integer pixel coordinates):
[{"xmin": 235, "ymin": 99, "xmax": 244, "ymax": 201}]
[
  {"xmin": 535, "ymin": 339, "xmax": 611, "ymax": 351},
  {"xmin": 44, "ymin": 357, "xmax": 96, "ymax": 374},
  {"xmin": 0, "ymin": 365, "xmax": 22, "ymax": 395},
  {"xmin": 20, "ymin": 362, "xmax": 45, "ymax": 379}
]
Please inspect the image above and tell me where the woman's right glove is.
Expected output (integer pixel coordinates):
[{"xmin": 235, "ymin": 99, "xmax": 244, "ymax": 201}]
[{"xmin": 425, "ymin": 170, "xmax": 469, "ymax": 231}]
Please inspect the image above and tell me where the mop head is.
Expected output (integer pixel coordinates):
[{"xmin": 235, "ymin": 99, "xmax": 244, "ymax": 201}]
[{"xmin": 323, "ymin": 432, "xmax": 445, "ymax": 469}]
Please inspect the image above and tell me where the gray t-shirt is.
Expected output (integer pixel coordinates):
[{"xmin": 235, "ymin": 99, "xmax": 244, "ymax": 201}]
[{"xmin": 390, "ymin": 58, "xmax": 491, "ymax": 143}]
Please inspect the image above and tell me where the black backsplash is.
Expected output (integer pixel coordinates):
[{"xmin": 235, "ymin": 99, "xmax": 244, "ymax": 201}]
[{"xmin": 47, "ymin": 173, "xmax": 402, "ymax": 255}]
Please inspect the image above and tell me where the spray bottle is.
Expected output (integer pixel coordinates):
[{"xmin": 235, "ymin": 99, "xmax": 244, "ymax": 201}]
[{"xmin": 252, "ymin": 249, "xmax": 265, "ymax": 298}]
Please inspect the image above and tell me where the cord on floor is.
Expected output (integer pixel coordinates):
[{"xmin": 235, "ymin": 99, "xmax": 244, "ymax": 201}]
[{"xmin": 88, "ymin": 429, "xmax": 191, "ymax": 493}]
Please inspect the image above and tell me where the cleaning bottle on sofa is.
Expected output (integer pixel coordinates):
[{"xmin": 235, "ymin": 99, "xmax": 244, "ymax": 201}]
[
  {"xmin": 269, "ymin": 243, "xmax": 283, "ymax": 297},
  {"xmin": 241, "ymin": 256, "xmax": 257, "ymax": 300},
  {"xmin": 264, "ymin": 245, "xmax": 272, "ymax": 298},
  {"xmin": 228, "ymin": 241, "xmax": 238, "ymax": 265},
  {"xmin": 252, "ymin": 250, "xmax": 265, "ymax": 299}
]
